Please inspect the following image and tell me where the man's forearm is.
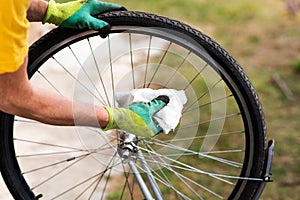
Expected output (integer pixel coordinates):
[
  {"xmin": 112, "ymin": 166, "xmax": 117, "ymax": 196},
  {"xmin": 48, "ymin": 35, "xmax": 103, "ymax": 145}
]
[
  {"xmin": 27, "ymin": 0, "xmax": 49, "ymax": 22},
  {"xmin": 0, "ymin": 57, "xmax": 109, "ymax": 128}
]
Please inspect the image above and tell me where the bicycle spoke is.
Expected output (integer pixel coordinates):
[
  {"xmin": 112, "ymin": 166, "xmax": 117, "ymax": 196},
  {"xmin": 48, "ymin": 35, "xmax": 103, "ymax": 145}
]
[
  {"xmin": 22, "ymin": 152, "xmax": 91, "ymax": 175},
  {"xmin": 142, "ymin": 142, "xmax": 205, "ymax": 199},
  {"xmin": 17, "ymin": 149, "xmax": 88, "ymax": 158},
  {"xmin": 144, "ymin": 35, "xmax": 152, "ymax": 88},
  {"xmin": 30, "ymin": 153, "xmax": 90, "ymax": 190},
  {"xmin": 185, "ymin": 94, "xmax": 234, "ymax": 113},
  {"xmin": 142, "ymin": 154, "xmax": 210, "ymax": 199},
  {"xmin": 99, "ymin": 152, "xmax": 117, "ymax": 200},
  {"xmin": 74, "ymin": 174, "xmax": 102, "ymax": 200},
  {"xmin": 183, "ymin": 63, "xmax": 208, "ymax": 90},
  {"xmin": 180, "ymin": 112, "xmax": 241, "ymax": 130},
  {"xmin": 141, "ymin": 149, "xmax": 243, "ymax": 159},
  {"xmin": 129, "ymin": 33, "xmax": 136, "ymax": 89},
  {"xmin": 183, "ymin": 78, "xmax": 223, "ymax": 112},
  {"xmin": 107, "ymin": 35, "xmax": 116, "ymax": 107},
  {"xmin": 165, "ymin": 51, "xmax": 191, "ymax": 87},
  {"xmin": 15, "ymin": 134, "xmax": 117, "ymax": 154},
  {"xmin": 50, "ymin": 152, "xmax": 121, "ymax": 199},
  {"xmin": 36, "ymin": 70, "xmax": 63, "ymax": 96},
  {"xmin": 147, "ymin": 42, "xmax": 172, "ymax": 87},
  {"xmin": 138, "ymin": 144, "xmax": 251, "ymax": 182},
  {"xmin": 137, "ymin": 165, "xmax": 192, "ymax": 200},
  {"xmin": 119, "ymin": 165, "xmax": 135, "ymax": 199},
  {"xmin": 160, "ymin": 130, "xmax": 245, "ymax": 143},
  {"xmin": 14, "ymin": 138, "xmax": 86, "ymax": 151},
  {"xmin": 68, "ymin": 46, "xmax": 107, "ymax": 105},
  {"xmin": 87, "ymin": 37, "xmax": 111, "ymax": 106},
  {"xmin": 50, "ymin": 172, "xmax": 100, "ymax": 200},
  {"xmin": 134, "ymin": 155, "xmax": 193, "ymax": 199},
  {"xmin": 51, "ymin": 56, "xmax": 105, "ymax": 104},
  {"xmin": 145, "ymin": 138, "xmax": 243, "ymax": 168}
]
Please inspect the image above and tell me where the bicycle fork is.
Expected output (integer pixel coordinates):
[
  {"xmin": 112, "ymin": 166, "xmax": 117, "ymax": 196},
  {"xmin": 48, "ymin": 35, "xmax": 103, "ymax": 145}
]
[{"xmin": 117, "ymin": 131, "xmax": 163, "ymax": 200}]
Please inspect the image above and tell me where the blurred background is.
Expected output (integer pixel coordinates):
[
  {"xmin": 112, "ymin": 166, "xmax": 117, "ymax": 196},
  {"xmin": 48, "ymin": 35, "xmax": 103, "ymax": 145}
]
[{"xmin": 1, "ymin": 0, "xmax": 299, "ymax": 199}]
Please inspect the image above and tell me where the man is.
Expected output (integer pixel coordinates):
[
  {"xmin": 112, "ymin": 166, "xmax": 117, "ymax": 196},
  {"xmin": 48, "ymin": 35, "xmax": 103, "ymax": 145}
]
[{"xmin": 0, "ymin": 0, "xmax": 168, "ymax": 137}]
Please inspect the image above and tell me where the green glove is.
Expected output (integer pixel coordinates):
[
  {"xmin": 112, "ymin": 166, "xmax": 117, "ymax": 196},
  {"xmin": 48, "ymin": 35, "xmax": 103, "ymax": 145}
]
[
  {"xmin": 104, "ymin": 96, "xmax": 169, "ymax": 137},
  {"xmin": 43, "ymin": 0, "xmax": 124, "ymax": 30}
]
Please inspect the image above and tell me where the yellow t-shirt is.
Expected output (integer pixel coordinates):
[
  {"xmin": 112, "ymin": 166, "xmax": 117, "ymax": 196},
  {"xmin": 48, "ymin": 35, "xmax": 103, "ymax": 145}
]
[{"xmin": 0, "ymin": 0, "xmax": 30, "ymax": 74}]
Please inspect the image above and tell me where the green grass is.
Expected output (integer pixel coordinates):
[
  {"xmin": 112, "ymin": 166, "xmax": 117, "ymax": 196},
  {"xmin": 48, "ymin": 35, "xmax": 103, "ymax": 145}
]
[
  {"xmin": 111, "ymin": 0, "xmax": 264, "ymax": 24},
  {"xmin": 289, "ymin": 57, "xmax": 300, "ymax": 73}
]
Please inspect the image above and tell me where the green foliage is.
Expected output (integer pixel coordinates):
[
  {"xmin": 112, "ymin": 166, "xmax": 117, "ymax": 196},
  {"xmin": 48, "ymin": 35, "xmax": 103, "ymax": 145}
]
[
  {"xmin": 289, "ymin": 57, "xmax": 300, "ymax": 73},
  {"xmin": 106, "ymin": 190, "xmax": 123, "ymax": 200}
]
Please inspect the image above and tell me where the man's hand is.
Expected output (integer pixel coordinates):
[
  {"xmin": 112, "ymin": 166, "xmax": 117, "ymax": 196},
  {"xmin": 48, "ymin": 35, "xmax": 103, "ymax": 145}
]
[
  {"xmin": 104, "ymin": 96, "xmax": 170, "ymax": 137},
  {"xmin": 43, "ymin": 0, "xmax": 124, "ymax": 30}
]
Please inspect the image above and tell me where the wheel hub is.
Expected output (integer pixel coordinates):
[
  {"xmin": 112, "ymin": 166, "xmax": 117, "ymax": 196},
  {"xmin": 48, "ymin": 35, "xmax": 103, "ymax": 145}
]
[{"xmin": 117, "ymin": 131, "xmax": 139, "ymax": 163}]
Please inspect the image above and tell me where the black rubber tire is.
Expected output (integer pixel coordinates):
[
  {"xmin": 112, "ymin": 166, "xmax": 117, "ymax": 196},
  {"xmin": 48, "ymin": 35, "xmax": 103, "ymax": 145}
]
[{"xmin": 0, "ymin": 11, "xmax": 266, "ymax": 200}]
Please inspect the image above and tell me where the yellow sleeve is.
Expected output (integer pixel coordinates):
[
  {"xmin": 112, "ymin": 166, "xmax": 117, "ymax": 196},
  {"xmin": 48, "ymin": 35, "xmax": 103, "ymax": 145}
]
[{"xmin": 0, "ymin": 0, "xmax": 30, "ymax": 74}]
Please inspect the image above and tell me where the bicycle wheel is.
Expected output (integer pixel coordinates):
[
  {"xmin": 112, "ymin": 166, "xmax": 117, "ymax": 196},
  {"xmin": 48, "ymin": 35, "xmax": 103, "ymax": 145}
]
[{"xmin": 0, "ymin": 11, "xmax": 267, "ymax": 200}]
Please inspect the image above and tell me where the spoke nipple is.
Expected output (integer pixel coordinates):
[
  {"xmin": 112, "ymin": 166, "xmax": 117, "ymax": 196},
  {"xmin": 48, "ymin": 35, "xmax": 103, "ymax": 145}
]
[
  {"xmin": 35, "ymin": 194, "xmax": 43, "ymax": 199},
  {"xmin": 66, "ymin": 157, "xmax": 76, "ymax": 162}
]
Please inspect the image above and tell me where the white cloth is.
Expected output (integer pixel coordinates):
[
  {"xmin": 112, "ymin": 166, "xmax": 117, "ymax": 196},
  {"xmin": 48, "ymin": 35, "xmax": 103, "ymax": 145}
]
[{"xmin": 116, "ymin": 88, "xmax": 187, "ymax": 134}]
